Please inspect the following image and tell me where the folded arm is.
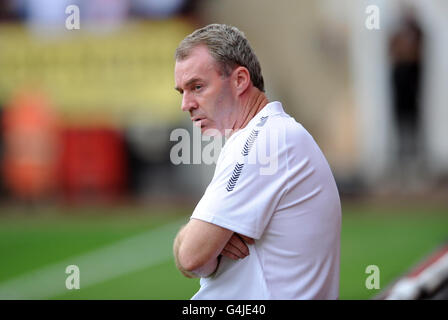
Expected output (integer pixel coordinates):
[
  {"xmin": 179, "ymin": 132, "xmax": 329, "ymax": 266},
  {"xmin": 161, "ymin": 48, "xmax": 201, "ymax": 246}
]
[{"xmin": 173, "ymin": 218, "xmax": 254, "ymax": 278}]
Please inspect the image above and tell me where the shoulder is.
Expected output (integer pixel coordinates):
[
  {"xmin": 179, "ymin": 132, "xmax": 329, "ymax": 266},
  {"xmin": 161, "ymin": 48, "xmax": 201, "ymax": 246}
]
[
  {"xmin": 259, "ymin": 113, "xmax": 329, "ymax": 174},
  {"xmin": 270, "ymin": 113, "xmax": 310, "ymax": 136},
  {"xmin": 257, "ymin": 113, "xmax": 315, "ymax": 150}
]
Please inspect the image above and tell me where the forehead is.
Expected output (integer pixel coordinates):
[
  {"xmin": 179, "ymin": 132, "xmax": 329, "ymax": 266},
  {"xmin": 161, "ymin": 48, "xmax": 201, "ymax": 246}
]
[{"xmin": 175, "ymin": 46, "xmax": 220, "ymax": 85}]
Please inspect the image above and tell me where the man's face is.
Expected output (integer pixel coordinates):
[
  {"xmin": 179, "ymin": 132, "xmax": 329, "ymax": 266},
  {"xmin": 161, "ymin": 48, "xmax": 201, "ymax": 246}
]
[{"xmin": 174, "ymin": 45, "xmax": 236, "ymax": 135}]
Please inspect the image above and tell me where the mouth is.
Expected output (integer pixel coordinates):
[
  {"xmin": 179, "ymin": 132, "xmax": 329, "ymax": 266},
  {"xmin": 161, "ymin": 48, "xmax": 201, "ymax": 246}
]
[{"xmin": 191, "ymin": 116, "xmax": 205, "ymax": 125}]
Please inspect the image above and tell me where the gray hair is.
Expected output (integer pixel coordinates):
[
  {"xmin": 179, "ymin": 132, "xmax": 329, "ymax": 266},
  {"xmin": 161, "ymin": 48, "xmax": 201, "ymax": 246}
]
[{"xmin": 175, "ymin": 24, "xmax": 265, "ymax": 92}]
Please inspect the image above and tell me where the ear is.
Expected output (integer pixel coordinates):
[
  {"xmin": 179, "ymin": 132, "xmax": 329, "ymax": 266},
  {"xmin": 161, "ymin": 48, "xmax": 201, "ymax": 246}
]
[{"xmin": 232, "ymin": 66, "xmax": 251, "ymax": 96}]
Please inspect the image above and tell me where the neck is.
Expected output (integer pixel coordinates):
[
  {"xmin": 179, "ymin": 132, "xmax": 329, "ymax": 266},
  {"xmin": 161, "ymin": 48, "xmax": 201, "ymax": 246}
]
[{"xmin": 230, "ymin": 88, "xmax": 268, "ymax": 136}]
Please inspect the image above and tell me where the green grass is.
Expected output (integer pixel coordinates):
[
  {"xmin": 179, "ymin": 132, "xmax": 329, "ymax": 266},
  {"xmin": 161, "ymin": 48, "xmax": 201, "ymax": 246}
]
[
  {"xmin": 340, "ymin": 204, "xmax": 448, "ymax": 299},
  {"xmin": 0, "ymin": 203, "xmax": 446, "ymax": 299},
  {"xmin": 0, "ymin": 208, "xmax": 186, "ymax": 283},
  {"xmin": 54, "ymin": 260, "xmax": 199, "ymax": 300}
]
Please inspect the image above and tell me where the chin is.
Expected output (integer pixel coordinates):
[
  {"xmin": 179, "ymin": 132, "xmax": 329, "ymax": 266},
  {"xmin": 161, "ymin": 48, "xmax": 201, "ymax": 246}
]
[{"xmin": 201, "ymin": 126, "xmax": 221, "ymax": 137}]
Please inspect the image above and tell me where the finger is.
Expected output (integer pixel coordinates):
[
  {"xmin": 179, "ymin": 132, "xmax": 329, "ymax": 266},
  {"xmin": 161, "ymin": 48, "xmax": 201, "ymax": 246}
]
[
  {"xmin": 221, "ymin": 249, "xmax": 240, "ymax": 260},
  {"xmin": 228, "ymin": 235, "xmax": 250, "ymax": 256},
  {"xmin": 237, "ymin": 234, "xmax": 255, "ymax": 245},
  {"xmin": 223, "ymin": 242, "xmax": 247, "ymax": 258}
]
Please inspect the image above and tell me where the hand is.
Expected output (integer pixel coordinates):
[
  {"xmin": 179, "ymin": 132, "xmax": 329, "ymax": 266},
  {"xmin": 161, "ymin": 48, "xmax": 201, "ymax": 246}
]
[{"xmin": 220, "ymin": 233, "xmax": 255, "ymax": 260}]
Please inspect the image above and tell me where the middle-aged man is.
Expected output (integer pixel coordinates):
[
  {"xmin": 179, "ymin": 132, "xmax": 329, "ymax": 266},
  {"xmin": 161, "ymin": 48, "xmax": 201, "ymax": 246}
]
[{"xmin": 173, "ymin": 24, "xmax": 341, "ymax": 299}]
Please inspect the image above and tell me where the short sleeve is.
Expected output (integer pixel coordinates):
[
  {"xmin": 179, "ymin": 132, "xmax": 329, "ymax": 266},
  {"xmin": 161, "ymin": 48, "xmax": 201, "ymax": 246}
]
[{"xmin": 191, "ymin": 122, "xmax": 288, "ymax": 239}]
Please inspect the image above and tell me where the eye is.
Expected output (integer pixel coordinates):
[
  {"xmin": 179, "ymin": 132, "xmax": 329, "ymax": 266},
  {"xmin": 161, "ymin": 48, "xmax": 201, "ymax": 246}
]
[{"xmin": 194, "ymin": 85, "xmax": 202, "ymax": 91}]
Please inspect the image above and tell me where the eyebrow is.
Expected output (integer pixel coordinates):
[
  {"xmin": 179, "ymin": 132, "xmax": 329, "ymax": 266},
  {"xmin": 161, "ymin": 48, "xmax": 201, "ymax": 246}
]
[{"xmin": 175, "ymin": 77, "xmax": 202, "ymax": 93}]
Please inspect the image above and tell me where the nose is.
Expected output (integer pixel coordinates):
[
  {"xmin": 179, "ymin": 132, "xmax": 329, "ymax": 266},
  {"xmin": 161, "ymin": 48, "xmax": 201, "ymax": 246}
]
[{"xmin": 181, "ymin": 91, "xmax": 197, "ymax": 112}]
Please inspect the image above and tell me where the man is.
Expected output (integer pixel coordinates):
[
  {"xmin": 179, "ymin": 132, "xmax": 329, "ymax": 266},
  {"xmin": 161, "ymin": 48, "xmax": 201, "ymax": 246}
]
[{"xmin": 173, "ymin": 24, "xmax": 341, "ymax": 299}]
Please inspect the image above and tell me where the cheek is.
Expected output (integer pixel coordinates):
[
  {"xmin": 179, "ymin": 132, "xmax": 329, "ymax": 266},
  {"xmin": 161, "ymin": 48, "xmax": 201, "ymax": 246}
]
[
  {"xmin": 203, "ymin": 81, "xmax": 231, "ymax": 120},
  {"xmin": 216, "ymin": 89, "xmax": 233, "ymax": 117},
  {"xmin": 200, "ymin": 91, "xmax": 219, "ymax": 117}
]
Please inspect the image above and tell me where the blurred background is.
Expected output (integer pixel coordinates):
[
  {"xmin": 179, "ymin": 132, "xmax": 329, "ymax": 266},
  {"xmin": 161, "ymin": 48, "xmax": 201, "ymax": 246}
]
[{"xmin": 0, "ymin": 0, "xmax": 447, "ymax": 300}]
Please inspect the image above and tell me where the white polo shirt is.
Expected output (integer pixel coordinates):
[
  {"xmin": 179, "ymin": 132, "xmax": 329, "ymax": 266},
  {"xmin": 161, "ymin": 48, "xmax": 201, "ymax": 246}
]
[{"xmin": 190, "ymin": 101, "xmax": 341, "ymax": 300}]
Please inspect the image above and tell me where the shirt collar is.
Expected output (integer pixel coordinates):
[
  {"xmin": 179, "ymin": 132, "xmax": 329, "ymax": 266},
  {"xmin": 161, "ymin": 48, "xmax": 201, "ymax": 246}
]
[
  {"xmin": 225, "ymin": 101, "xmax": 285, "ymax": 144},
  {"xmin": 247, "ymin": 101, "xmax": 285, "ymax": 128}
]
